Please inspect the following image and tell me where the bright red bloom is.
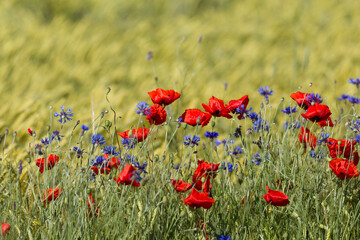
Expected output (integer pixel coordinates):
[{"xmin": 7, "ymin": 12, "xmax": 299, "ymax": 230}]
[
  {"xmin": 329, "ymin": 158, "xmax": 359, "ymax": 180},
  {"xmin": 148, "ymin": 88, "xmax": 181, "ymax": 106},
  {"xmin": 202, "ymin": 96, "xmax": 232, "ymax": 119},
  {"xmin": 327, "ymin": 138, "xmax": 357, "ymax": 159},
  {"xmin": 179, "ymin": 109, "xmax": 212, "ymax": 127},
  {"xmin": 290, "ymin": 92, "xmax": 311, "ymax": 109},
  {"xmin": 301, "ymin": 103, "xmax": 333, "ymax": 127},
  {"xmin": 225, "ymin": 95, "xmax": 250, "ymax": 120},
  {"xmin": 192, "ymin": 160, "xmax": 220, "ymax": 192},
  {"xmin": 171, "ymin": 179, "xmax": 193, "ymax": 192},
  {"xmin": 263, "ymin": 186, "xmax": 290, "ymax": 207},
  {"xmin": 1, "ymin": 223, "xmax": 10, "ymax": 237},
  {"xmin": 91, "ymin": 166, "xmax": 111, "ymax": 175},
  {"xmin": 146, "ymin": 104, "xmax": 167, "ymax": 125},
  {"xmin": 42, "ymin": 187, "xmax": 63, "ymax": 207},
  {"xmin": 28, "ymin": 128, "xmax": 35, "ymax": 136},
  {"xmin": 103, "ymin": 154, "xmax": 121, "ymax": 169},
  {"xmin": 183, "ymin": 189, "xmax": 215, "ymax": 209},
  {"xmin": 117, "ymin": 127, "xmax": 150, "ymax": 142},
  {"xmin": 113, "ymin": 164, "xmax": 140, "ymax": 187},
  {"xmin": 298, "ymin": 127, "xmax": 317, "ymax": 150},
  {"xmin": 87, "ymin": 194, "xmax": 100, "ymax": 219},
  {"xmin": 36, "ymin": 154, "xmax": 60, "ymax": 173}
]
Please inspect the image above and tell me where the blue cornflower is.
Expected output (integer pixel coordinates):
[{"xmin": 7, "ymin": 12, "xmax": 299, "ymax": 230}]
[
  {"xmin": 102, "ymin": 145, "xmax": 121, "ymax": 156},
  {"xmin": 41, "ymin": 138, "xmax": 51, "ymax": 146},
  {"xmin": 91, "ymin": 134, "xmax": 106, "ymax": 146},
  {"xmin": 251, "ymin": 153, "xmax": 261, "ymax": 165},
  {"xmin": 305, "ymin": 93, "xmax": 322, "ymax": 104},
  {"xmin": 204, "ymin": 131, "xmax": 219, "ymax": 140},
  {"xmin": 81, "ymin": 125, "xmax": 89, "ymax": 131},
  {"xmin": 221, "ymin": 162, "xmax": 237, "ymax": 172},
  {"xmin": 184, "ymin": 135, "xmax": 200, "ymax": 146},
  {"xmin": 92, "ymin": 156, "xmax": 106, "ymax": 167},
  {"xmin": 281, "ymin": 106, "xmax": 297, "ymax": 115},
  {"xmin": 218, "ymin": 235, "xmax": 233, "ymax": 240},
  {"xmin": 351, "ymin": 120, "xmax": 360, "ymax": 132},
  {"xmin": 317, "ymin": 133, "xmax": 329, "ymax": 145},
  {"xmin": 310, "ymin": 149, "xmax": 326, "ymax": 160},
  {"xmin": 53, "ymin": 105, "xmax": 73, "ymax": 124},
  {"xmin": 73, "ymin": 147, "xmax": 86, "ymax": 158},
  {"xmin": 135, "ymin": 102, "xmax": 151, "ymax": 115},
  {"xmin": 233, "ymin": 126, "xmax": 242, "ymax": 138},
  {"xmin": 235, "ymin": 105, "xmax": 253, "ymax": 117},
  {"xmin": 228, "ymin": 146, "xmax": 243, "ymax": 156},
  {"xmin": 258, "ymin": 86, "xmax": 274, "ymax": 99},
  {"xmin": 18, "ymin": 161, "xmax": 23, "ymax": 174},
  {"xmin": 347, "ymin": 96, "xmax": 360, "ymax": 104},
  {"xmin": 134, "ymin": 162, "xmax": 148, "ymax": 174},
  {"xmin": 173, "ymin": 163, "xmax": 186, "ymax": 170},
  {"xmin": 51, "ymin": 130, "xmax": 65, "ymax": 141},
  {"xmin": 35, "ymin": 144, "xmax": 44, "ymax": 155},
  {"xmin": 248, "ymin": 112, "xmax": 259, "ymax": 122},
  {"xmin": 121, "ymin": 138, "xmax": 136, "ymax": 149},
  {"xmin": 215, "ymin": 138, "xmax": 235, "ymax": 147},
  {"xmin": 355, "ymin": 135, "xmax": 360, "ymax": 143},
  {"xmin": 283, "ymin": 121, "xmax": 301, "ymax": 130},
  {"xmin": 338, "ymin": 94, "xmax": 349, "ymax": 101},
  {"xmin": 253, "ymin": 118, "xmax": 269, "ymax": 132},
  {"xmin": 349, "ymin": 78, "xmax": 360, "ymax": 87}
]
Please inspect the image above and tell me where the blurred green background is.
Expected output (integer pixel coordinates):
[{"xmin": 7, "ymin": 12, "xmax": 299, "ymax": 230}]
[{"xmin": 1, "ymin": 0, "xmax": 359, "ymax": 142}]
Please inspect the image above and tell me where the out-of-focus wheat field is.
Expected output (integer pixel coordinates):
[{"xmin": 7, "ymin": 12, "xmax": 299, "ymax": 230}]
[{"xmin": 1, "ymin": 0, "xmax": 359, "ymax": 142}]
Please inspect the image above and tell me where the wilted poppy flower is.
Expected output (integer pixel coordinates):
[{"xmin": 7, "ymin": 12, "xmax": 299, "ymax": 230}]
[
  {"xmin": 146, "ymin": 104, "xmax": 167, "ymax": 125},
  {"xmin": 327, "ymin": 138, "xmax": 357, "ymax": 159},
  {"xmin": 113, "ymin": 164, "xmax": 140, "ymax": 187},
  {"xmin": 36, "ymin": 154, "xmax": 60, "ymax": 173},
  {"xmin": 202, "ymin": 96, "xmax": 232, "ymax": 119},
  {"xmin": 87, "ymin": 193, "xmax": 100, "ymax": 219},
  {"xmin": 117, "ymin": 127, "xmax": 150, "ymax": 142},
  {"xmin": 179, "ymin": 109, "xmax": 212, "ymax": 127},
  {"xmin": 42, "ymin": 187, "xmax": 63, "ymax": 207},
  {"xmin": 91, "ymin": 166, "xmax": 111, "ymax": 175},
  {"xmin": 183, "ymin": 189, "xmax": 215, "ymax": 209},
  {"xmin": 301, "ymin": 103, "xmax": 333, "ymax": 127},
  {"xmin": 28, "ymin": 128, "xmax": 35, "ymax": 136},
  {"xmin": 329, "ymin": 158, "xmax": 359, "ymax": 180},
  {"xmin": 103, "ymin": 154, "xmax": 121, "ymax": 169},
  {"xmin": 148, "ymin": 88, "xmax": 181, "ymax": 106},
  {"xmin": 1, "ymin": 223, "xmax": 10, "ymax": 237},
  {"xmin": 298, "ymin": 127, "xmax": 317, "ymax": 150},
  {"xmin": 263, "ymin": 186, "xmax": 290, "ymax": 207},
  {"xmin": 290, "ymin": 92, "xmax": 312, "ymax": 109},
  {"xmin": 171, "ymin": 179, "xmax": 193, "ymax": 192}
]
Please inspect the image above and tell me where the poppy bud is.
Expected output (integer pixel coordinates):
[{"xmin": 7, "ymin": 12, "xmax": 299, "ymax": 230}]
[
  {"xmin": 182, "ymin": 122, "xmax": 187, "ymax": 129},
  {"xmin": 47, "ymin": 126, "xmax": 50, "ymax": 131},
  {"xmin": 26, "ymin": 157, "xmax": 31, "ymax": 163},
  {"xmin": 162, "ymin": 196, "xmax": 168, "ymax": 204},
  {"xmin": 86, "ymin": 189, "xmax": 91, "ymax": 195},
  {"xmin": 211, "ymin": 121, "xmax": 216, "ymax": 128},
  {"xmin": 154, "ymin": 155, "xmax": 159, "ymax": 161},
  {"xmin": 161, "ymin": 155, "xmax": 166, "ymax": 161},
  {"xmin": 138, "ymin": 142, "xmax": 143, "ymax": 148},
  {"xmin": 105, "ymin": 120, "xmax": 112, "ymax": 128},
  {"xmin": 106, "ymin": 87, "xmax": 111, "ymax": 94},
  {"xmin": 196, "ymin": 117, "xmax": 201, "ymax": 125},
  {"xmin": 169, "ymin": 153, "xmax": 174, "ymax": 161}
]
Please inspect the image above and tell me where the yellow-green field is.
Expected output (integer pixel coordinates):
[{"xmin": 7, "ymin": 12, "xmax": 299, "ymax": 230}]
[{"xmin": 1, "ymin": 0, "xmax": 359, "ymax": 139}]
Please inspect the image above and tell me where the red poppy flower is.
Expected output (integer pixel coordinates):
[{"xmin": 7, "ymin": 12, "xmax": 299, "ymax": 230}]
[
  {"xmin": 183, "ymin": 189, "xmax": 215, "ymax": 209},
  {"xmin": 179, "ymin": 109, "xmax": 212, "ymax": 127},
  {"xmin": 329, "ymin": 158, "xmax": 359, "ymax": 180},
  {"xmin": 103, "ymin": 154, "xmax": 121, "ymax": 169},
  {"xmin": 36, "ymin": 154, "xmax": 60, "ymax": 173},
  {"xmin": 113, "ymin": 164, "xmax": 140, "ymax": 187},
  {"xmin": 327, "ymin": 138, "xmax": 357, "ymax": 159},
  {"xmin": 298, "ymin": 127, "xmax": 317, "ymax": 150},
  {"xmin": 171, "ymin": 179, "xmax": 193, "ymax": 192},
  {"xmin": 225, "ymin": 95, "xmax": 250, "ymax": 120},
  {"xmin": 192, "ymin": 160, "xmax": 220, "ymax": 192},
  {"xmin": 42, "ymin": 187, "xmax": 63, "ymax": 207},
  {"xmin": 28, "ymin": 128, "xmax": 35, "ymax": 136},
  {"xmin": 91, "ymin": 166, "xmax": 111, "ymax": 175},
  {"xmin": 146, "ymin": 104, "xmax": 167, "ymax": 125},
  {"xmin": 87, "ymin": 193, "xmax": 100, "ymax": 219},
  {"xmin": 1, "ymin": 223, "xmax": 10, "ymax": 237},
  {"xmin": 148, "ymin": 88, "xmax": 181, "ymax": 106},
  {"xmin": 202, "ymin": 96, "xmax": 232, "ymax": 119},
  {"xmin": 263, "ymin": 186, "xmax": 290, "ymax": 207},
  {"xmin": 290, "ymin": 91, "xmax": 311, "ymax": 109},
  {"xmin": 117, "ymin": 127, "xmax": 150, "ymax": 142},
  {"xmin": 301, "ymin": 103, "xmax": 333, "ymax": 127}
]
